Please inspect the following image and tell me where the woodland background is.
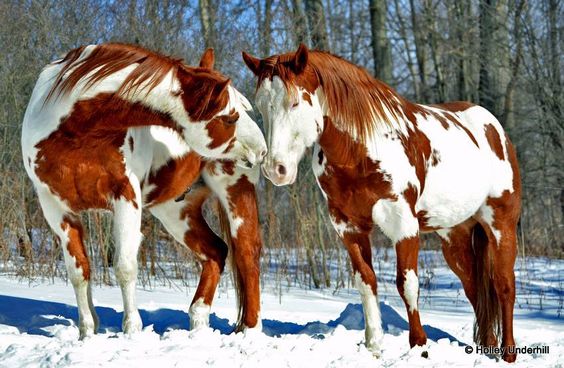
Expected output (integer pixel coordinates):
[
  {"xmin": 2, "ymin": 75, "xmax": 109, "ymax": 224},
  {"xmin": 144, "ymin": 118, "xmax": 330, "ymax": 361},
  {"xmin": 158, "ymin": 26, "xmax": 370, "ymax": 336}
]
[{"xmin": 0, "ymin": 0, "xmax": 562, "ymax": 289}]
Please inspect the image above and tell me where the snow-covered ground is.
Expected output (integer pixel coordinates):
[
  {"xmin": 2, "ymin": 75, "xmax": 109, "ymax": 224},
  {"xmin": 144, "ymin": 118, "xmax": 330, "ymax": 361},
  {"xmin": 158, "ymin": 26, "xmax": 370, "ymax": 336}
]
[{"xmin": 0, "ymin": 251, "xmax": 562, "ymax": 367}]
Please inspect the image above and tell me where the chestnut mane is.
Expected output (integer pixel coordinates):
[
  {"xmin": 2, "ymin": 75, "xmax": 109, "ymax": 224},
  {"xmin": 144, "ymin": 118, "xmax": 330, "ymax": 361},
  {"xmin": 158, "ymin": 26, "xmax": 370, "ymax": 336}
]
[
  {"xmin": 257, "ymin": 51, "xmax": 410, "ymax": 144},
  {"xmin": 46, "ymin": 43, "xmax": 185, "ymax": 103}
]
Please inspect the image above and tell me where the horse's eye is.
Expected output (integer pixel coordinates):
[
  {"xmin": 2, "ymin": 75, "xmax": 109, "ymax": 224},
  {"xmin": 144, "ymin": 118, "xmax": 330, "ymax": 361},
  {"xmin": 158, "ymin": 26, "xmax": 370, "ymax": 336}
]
[{"xmin": 292, "ymin": 101, "xmax": 299, "ymax": 108}]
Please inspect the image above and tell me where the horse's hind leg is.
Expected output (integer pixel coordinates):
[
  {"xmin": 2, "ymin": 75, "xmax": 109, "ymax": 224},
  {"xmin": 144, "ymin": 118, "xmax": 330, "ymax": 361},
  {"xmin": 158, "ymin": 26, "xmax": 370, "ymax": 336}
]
[
  {"xmin": 112, "ymin": 184, "xmax": 143, "ymax": 334},
  {"xmin": 438, "ymin": 219, "xmax": 497, "ymax": 346},
  {"xmin": 478, "ymin": 199, "xmax": 519, "ymax": 363},
  {"xmin": 36, "ymin": 189, "xmax": 98, "ymax": 338},
  {"xmin": 149, "ymin": 186, "xmax": 228, "ymax": 330}
]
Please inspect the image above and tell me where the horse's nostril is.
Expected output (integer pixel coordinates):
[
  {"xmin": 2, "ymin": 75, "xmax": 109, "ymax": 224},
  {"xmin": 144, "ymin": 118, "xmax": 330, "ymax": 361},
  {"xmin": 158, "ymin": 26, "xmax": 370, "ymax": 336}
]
[
  {"xmin": 260, "ymin": 149, "xmax": 267, "ymax": 158},
  {"xmin": 276, "ymin": 164, "xmax": 286, "ymax": 176}
]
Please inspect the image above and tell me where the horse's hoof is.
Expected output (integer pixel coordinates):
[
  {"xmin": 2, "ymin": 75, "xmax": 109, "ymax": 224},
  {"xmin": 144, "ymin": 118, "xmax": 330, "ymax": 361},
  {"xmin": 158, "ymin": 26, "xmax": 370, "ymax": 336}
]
[{"xmin": 503, "ymin": 352, "xmax": 517, "ymax": 363}]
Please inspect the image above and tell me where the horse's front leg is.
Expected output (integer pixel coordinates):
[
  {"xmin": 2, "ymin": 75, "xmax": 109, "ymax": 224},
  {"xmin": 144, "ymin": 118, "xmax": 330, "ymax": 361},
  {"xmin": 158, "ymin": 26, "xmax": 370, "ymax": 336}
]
[
  {"xmin": 395, "ymin": 234, "xmax": 427, "ymax": 347},
  {"xmin": 373, "ymin": 198, "xmax": 427, "ymax": 349},
  {"xmin": 340, "ymin": 230, "xmax": 384, "ymax": 356},
  {"xmin": 112, "ymin": 177, "xmax": 143, "ymax": 334},
  {"xmin": 204, "ymin": 164, "xmax": 262, "ymax": 331}
]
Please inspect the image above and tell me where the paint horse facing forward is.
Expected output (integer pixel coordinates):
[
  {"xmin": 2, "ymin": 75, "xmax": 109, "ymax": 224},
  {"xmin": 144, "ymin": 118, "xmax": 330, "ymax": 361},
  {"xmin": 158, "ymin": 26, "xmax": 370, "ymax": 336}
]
[
  {"xmin": 243, "ymin": 44, "xmax": 521, "ymax": 362},
  {"xmin": 22, "ymin": 43, "xmax": 267, "ymax": 338}
]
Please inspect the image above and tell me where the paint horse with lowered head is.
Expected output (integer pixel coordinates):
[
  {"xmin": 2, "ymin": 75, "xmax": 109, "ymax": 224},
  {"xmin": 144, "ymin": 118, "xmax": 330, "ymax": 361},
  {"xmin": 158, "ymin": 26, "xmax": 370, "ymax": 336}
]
[
  {"xmin": 22, "ymin": 43, "xmax": 267, "ymax": 338},
  {"xmin": 243, "ymin": 44, "xmax": 521, "ymax": 362}
]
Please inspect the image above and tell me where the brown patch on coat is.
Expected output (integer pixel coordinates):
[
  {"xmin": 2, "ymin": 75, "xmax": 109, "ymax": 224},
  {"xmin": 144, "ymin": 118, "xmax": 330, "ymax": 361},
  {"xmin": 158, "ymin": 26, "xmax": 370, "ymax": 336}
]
[
  {"xmin": 318, "ymin": 117, "xmax": 395, "ymax": 232},
  {"xmin": 398, "ymin": 126, "xmax": 431, "ymax": 193},
  {"xmin": 205, "ymin": 109, "xmax": 239, "ymax": 149},
  {"xmin": 484, "ymin": 124, "xmax": 505, "ymax": 161},
  {"xmin": 225, "ymin": 175, "xmax": 262, "ymax": 328},
  {"xmin": 430, "ymin": 149, "xmax": 441, "ymax": 166},
  {"xmin": 145, "ymin": 152, "xmax": 204, "ymax": 205},
  {"xmin": 180, "ymin": 186, "xmax": 228, "ymax": 305},
  {"xmin": 34, "ymin": 93, "xmax": 182, "ymax": 211},
  {"xmin": 432, "ymin": 101, "xmax": 475, "ymax": 112},
  {"xmin": 221, "ymin": 161, "xmax": 236, "ymax": 175},
  {"xmin": 302, "ymin": 92, "xmax": 312, "ymax": 106},
  {"xmin": 61, "ymin": 215, "xmax": 90, "ymax": 280},
  {"xmin": 403, "ymin": 183, "xmax": 419, "ymax": 217}
]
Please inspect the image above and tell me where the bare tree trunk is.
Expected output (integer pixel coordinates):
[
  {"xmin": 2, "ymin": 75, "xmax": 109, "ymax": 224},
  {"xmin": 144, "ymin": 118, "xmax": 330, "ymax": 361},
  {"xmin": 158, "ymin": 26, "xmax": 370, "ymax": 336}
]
[
  {"xmin": 409, "ymin": 0, "xmax": 428, "ymax": 100},
  {"xmin": 199, "ymin": 0, "xmax": 215, "ymax": 48},
  {"xmin": 291, "ymin": 0, "xmax": 309, "ymax": 45},
  {"xmin": 260, "ymin": 0, "xmax": 273, "ymax": 55},
  {"xmin": 426, "ymin": 4, "xmax": 446, "ymax": 102},
  {"xmin": 305, "ymin": 0, "xmax": 329, "ymax": 50},
  {"xmin": 479, "ymin": 0, "xmax": 510, "ymax": 118},
  {"xmin": 394, "ymin": 0, "xmax": 419, "ymax": 99},
  {"xmin": 369, "ymin": 0, "xmax": 392, "ymax": 82},
  {"xmin": 502, "ymin": 0, "xmax": 525, "ymax": 130}
]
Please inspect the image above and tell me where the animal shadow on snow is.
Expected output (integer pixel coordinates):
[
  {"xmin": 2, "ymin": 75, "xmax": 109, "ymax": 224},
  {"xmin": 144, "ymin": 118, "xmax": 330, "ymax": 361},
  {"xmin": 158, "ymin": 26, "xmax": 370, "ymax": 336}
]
[{"xmin": 0, "ymin": 294, "xmax": 460, "ymax": 344}]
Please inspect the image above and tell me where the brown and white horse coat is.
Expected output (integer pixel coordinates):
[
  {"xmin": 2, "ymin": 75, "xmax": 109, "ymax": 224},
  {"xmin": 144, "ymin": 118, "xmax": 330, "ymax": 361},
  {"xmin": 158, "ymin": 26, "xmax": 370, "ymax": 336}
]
[
  {"xmin": 22, "ymin": 43, "xmax": 266, "ymax": 338},
  {"xmin": 243, "ymin": 45, "xmax": 521, "ymax": 362}
]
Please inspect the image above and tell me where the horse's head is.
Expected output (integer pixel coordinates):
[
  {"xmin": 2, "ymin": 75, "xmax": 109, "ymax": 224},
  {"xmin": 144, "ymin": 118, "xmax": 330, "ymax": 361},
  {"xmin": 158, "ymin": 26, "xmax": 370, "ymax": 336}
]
[
  {"xmin": 176, "ymin": 49, "xmax": 266, "ymax": 169},
  {"xmin": 242, "ymin": 44, "xmax": 323, "ymax": 185}
]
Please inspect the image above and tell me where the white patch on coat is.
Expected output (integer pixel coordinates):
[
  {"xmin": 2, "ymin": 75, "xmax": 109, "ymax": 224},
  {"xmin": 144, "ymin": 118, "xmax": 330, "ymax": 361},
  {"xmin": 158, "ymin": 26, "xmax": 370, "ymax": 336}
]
[
  {"xmin": 354, "ymin": 273, "xmax": 384, "ymax": 355},
  {"xmin": 189, "ymin": 297, "xmax": 211, "ymax": 330},
  {"xmin": 203, "ymin": 163, "xmax": 260, "ymax": 238},
  {"xmin": 403, "ymin": 269, "xmax": 419, "ymax": 313},
  {"xmin": 372, "ymin": 197, "xmax": 419, "ymax": 244},
  {"xmin": 149, "ymin": 126, "xmax": 191, "ymax": 159}
]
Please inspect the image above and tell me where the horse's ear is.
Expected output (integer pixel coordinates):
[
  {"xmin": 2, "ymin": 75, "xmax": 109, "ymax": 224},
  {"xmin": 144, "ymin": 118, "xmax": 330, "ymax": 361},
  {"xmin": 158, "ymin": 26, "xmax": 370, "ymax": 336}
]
[
  {"xmin": 242, "ymin": 51, "xmax": 261, "ymax": 76},
  {"xmin": 292, "ymin": 43, "xmax": 308, "ymax": 74},
  {"xmin": 214, "ymin": 78, "xmax": 231, "ymax": 96},
  {"xmin": 199, "ymin": 48, "xmax": 215, "ymax": 69}
]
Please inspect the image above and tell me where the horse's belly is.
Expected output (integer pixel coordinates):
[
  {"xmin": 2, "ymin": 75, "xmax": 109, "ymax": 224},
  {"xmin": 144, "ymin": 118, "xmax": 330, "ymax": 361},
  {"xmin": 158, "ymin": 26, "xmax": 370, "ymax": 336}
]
[{"xmin": 418, "ymin": 152, "xmax": 490, "ymax": 229}]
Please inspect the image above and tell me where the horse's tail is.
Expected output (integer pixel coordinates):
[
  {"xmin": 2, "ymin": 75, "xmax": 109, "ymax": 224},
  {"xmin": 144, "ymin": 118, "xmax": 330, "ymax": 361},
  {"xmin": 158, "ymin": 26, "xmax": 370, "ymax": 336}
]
[
  {"xmin": 216, "ymin": 199, "xmax": 244, "ymax": 331},
  {"xmin": 473, "ymin": 222, "xmax": 501, "ymax": 346}
]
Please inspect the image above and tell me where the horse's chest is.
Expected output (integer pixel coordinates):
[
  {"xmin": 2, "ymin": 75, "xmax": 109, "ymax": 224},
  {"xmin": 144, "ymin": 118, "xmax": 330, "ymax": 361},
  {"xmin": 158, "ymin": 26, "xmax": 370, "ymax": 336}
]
[{"xmin": 314, "ymin": 157, "xmax": 394, "ymax": 229}]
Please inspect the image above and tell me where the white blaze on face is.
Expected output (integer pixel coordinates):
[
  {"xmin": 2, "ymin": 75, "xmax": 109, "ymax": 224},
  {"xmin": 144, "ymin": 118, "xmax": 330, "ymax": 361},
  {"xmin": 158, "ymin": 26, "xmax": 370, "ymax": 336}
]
[
  {"xmin": 256, "ymin": 77, "xmax": 323, "ymax": 186},
  {"xmin": 403, "ymin": 269, "xmax": 419, "ymax": 313}
]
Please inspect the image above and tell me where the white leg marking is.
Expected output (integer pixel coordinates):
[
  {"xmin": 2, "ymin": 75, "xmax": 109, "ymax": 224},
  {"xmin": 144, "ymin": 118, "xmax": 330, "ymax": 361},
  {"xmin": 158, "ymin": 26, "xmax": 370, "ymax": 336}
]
[
  {"xmin": 403, "ymin": 269, "xmax": 419, "ymax": 313},
  {"xmin": 354, "ymin": 273, "xmax": 384, "ymax": 355},
  {"xmin": 189, "ymin": 297, "xmax": 211, "ymax": 330},
  {"xmin": 113, "ymin": 192, "xmax": 143, "ymax": 334},
  {"xmin": 36, "ymin": 190, "xmax": 96, "ymax": 338}
]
